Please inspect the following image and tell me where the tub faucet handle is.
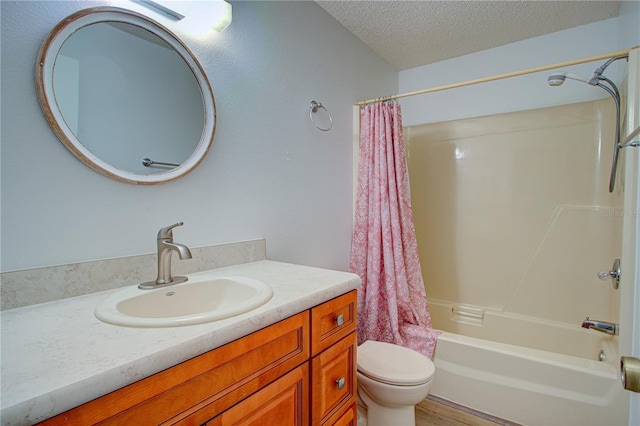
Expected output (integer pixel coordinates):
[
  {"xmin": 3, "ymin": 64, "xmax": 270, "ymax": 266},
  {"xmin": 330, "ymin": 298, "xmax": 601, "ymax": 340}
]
[{"xmin": 598, "ymin": 258, "xmax": 620, "ymax": 289}]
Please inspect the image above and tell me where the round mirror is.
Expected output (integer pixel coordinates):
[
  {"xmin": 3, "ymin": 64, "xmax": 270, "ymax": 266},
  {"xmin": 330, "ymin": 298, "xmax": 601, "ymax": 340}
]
[{"xmin": 35, "ymin": 7, "xmax": 215, "ymax": 184}]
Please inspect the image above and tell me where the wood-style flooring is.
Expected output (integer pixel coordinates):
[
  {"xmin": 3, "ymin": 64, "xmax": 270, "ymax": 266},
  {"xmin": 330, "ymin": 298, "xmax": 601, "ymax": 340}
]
[{"xmin": 415, "ymin": 396, "xmax": 522, "ymax": 426}]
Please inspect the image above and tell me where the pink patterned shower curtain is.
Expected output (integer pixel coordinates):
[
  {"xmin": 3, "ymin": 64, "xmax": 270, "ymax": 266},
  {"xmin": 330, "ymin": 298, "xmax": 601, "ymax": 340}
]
[{"xmin": 350, "ymin": 101, "xmax": 440, "ymax": 358}]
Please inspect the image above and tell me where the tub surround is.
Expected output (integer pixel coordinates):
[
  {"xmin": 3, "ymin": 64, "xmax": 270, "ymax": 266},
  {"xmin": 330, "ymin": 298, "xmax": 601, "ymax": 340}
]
[
  {"xmin": 0, "ymin": 239, "xmax": 266, "ymax": 311},
  {"xmin": 0, "ymin": 260, "xmax": 361, "ymax": 425},
  {"xmin": 407, "ymin": 99, "xmax": 621, "ymax": 328},
  {"xmin": 406, "ymin": 98, "xmax": 628, "ymax": 424}
]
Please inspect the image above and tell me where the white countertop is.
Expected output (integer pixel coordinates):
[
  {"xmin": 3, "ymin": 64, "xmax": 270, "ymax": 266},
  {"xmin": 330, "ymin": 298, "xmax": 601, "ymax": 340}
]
[{"xmin": 0, "ymin": 260, "xmax": 361, "ymax": 425}]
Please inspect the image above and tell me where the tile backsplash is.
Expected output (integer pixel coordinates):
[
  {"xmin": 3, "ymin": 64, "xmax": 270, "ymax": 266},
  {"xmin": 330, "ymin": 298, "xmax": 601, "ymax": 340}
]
[{"xmin": 0, "ymin": 239, "xmax": 266, "ymax": 310}]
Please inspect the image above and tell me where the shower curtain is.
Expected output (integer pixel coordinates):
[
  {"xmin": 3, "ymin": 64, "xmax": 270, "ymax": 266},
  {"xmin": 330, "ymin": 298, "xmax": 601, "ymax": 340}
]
[{"xmin": 351, "ymin": 101, "xmax": 440, "ymax": 358}]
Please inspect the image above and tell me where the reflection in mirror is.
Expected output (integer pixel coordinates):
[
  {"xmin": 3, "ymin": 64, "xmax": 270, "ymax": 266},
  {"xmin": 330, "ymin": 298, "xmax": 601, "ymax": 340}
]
[
  {"xmin": 36, "ymin": 7, "xmax": 215, "ymax": 184},
  {"xmin": 54, "ymin": 22, "xmax": 204, "ymax": 174}
]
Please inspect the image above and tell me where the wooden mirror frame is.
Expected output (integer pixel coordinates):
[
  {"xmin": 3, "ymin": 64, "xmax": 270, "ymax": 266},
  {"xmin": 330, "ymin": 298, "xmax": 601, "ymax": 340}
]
[{"xmin": 35, "ymin": 7, "xmax": 216, "ymax": 185}]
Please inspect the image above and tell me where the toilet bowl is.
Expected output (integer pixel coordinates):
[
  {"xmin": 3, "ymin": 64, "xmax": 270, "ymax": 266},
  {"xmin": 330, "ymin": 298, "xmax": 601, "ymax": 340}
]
[{"xmin": 356, "ymin": 340, "xmax": 435, "ymax": 426}]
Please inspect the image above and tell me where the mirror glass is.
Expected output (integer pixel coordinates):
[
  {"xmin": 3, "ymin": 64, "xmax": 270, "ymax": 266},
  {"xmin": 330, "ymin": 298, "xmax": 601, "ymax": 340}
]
[{"xmin": 36, "ymin": 7, "xmax": 216, "ymax": 184}]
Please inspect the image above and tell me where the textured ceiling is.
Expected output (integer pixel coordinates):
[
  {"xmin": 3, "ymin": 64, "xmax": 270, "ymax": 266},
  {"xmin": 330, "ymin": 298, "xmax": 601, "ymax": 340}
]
[{"xmin": 315, "ymin": 1, "xmax": 622, "ymax": 71}]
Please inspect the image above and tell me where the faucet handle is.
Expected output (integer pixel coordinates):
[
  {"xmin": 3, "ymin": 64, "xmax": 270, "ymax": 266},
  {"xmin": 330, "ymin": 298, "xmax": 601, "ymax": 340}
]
[
  {"xmin": 157, "ymin": 222, "xmax": 184, "ymax": 239},
  {"xmin": 598, "ymin": 258, "xmax": 621, "ymax": 289}
]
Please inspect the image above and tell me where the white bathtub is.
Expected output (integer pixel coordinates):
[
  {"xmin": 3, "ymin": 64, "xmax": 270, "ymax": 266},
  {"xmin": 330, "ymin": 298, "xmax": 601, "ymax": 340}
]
[{"xmin": 429, "ymin": 303, "xmax": 628, "ymax": 425}]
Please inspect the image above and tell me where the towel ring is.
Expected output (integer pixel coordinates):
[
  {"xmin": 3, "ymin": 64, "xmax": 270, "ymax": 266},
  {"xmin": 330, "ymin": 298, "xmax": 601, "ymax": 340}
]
[{"xmin": 309, "ymin": 100, "xmax": 333, "ymax": 131}]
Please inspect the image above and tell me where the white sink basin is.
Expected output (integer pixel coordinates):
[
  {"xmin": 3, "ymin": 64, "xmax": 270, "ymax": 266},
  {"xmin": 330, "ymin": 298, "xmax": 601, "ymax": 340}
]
[{"xmin": 95, "ymin": 275, "xmax": 273, "ymax": 327}]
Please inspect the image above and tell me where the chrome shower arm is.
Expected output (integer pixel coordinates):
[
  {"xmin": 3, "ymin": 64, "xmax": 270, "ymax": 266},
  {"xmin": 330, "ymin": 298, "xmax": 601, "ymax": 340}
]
[{"xmin": 589, "ymin": 55, "xmax": 628, "ymax": 85}]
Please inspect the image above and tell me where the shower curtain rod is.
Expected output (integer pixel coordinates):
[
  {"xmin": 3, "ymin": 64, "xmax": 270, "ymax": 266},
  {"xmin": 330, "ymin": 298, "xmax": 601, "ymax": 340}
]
[{"xmin": 354, "ymin": 47, "xmax": 636, "ymax": 106}]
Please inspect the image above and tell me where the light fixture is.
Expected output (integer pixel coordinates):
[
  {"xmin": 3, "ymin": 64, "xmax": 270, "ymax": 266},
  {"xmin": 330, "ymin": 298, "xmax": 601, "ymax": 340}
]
[
  {"xmin": 135, "ymin": 0, "xmax": 232, "ymax": 32},
  {"xmin": 207, "ymin": 1, "xmax": 232, "ymax": 32}
]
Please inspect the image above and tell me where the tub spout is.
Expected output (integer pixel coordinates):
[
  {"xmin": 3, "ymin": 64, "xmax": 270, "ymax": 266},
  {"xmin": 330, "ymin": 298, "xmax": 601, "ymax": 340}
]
[{"xmin": 581, "ymin": 317, "xmax": 618, "ymax": 335}]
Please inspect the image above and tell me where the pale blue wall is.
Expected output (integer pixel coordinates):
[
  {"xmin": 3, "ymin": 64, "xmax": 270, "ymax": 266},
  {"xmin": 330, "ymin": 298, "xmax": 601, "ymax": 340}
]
[{"xmin": 0, "ymin": 0, "xmax": 397, "ymax": 272}]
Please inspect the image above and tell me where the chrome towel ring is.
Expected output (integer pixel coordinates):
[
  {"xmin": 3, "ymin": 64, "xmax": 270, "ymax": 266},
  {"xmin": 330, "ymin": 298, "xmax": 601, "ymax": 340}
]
[{"xmin": 309, "ymin": 100, "xmax": 333, "ymax": 131}]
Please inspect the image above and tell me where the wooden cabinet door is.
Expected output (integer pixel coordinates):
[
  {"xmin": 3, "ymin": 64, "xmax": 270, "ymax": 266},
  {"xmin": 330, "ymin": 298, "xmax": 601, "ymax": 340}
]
[
  {"xmin": 330, "ymin": 404, "xmax": 357, "ymax": 426},
  {"xmin": 205, "ymin": 363, "xmax": 309, "ymax": 426},
  {"xmin": 311, "ymin": 332, "xmax": 357, "ymax": 425}
]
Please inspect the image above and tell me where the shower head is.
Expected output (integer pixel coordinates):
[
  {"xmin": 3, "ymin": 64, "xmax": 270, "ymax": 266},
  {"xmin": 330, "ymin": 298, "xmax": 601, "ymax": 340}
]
[{"xmin": 547, "ymin": 74, "xmax": 566, "ymax": 86}]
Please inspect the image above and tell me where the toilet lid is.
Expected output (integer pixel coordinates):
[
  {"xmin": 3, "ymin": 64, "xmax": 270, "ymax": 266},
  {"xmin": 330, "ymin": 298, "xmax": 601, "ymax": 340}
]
[{"xmin": 357, "ymin": 340, "xmax": 435, "ymax": 386}]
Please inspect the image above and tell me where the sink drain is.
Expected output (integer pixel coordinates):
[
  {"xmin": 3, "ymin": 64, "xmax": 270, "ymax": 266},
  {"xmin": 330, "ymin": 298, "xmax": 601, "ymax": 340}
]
[{"xmin": 165, "ymin": 291, "xmax": 176, "ymax": 297}]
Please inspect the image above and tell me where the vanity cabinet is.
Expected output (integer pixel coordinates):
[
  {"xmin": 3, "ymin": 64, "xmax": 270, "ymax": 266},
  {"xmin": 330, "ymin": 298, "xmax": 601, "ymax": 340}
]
[{"xmin": 38, "ymin": 290, "xmax": 357, "ymax": 426}]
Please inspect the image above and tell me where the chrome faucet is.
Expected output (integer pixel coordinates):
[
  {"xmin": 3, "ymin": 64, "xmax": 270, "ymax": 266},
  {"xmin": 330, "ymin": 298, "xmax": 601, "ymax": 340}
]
[
  {"xmin": 139, "ymin": 222, "xmax": 192, "ymax": 290},
  {"xmin": 581, "ymin": 317, "xmax": 618, "ymax": 335}
]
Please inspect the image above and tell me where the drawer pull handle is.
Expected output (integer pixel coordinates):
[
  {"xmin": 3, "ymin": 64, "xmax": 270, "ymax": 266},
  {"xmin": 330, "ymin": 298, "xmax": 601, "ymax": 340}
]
[
  {"xmin": 335, "ymin": 314, "xmax": 344, "ymax": 327},
  {"xmin": 336, "ymin": 377, "xmax": 346, "ymax": 390}
]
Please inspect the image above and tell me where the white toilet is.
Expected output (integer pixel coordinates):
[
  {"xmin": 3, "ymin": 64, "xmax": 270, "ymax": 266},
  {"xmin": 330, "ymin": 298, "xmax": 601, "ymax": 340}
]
[{"xmin": 356, "ymin": 340, "xmax": 435, "ymax": 426}]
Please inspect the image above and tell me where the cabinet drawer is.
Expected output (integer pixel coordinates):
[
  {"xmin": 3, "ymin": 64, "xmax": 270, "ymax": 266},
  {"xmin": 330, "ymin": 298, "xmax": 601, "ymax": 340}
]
[
  {"xmin": 204, "ymin": 363, "xmax": 309, "ymax": 425},
  {"xmin": 311, "ymin": 331, "xmax": 357, "ymax": 425},
  {"xmin": 40, "ymin": 312, "xmax": 309, "ymax": 426},
  {"xmin": 311, "ymin": 290, "xmax": 357, "ymax": 356}
]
